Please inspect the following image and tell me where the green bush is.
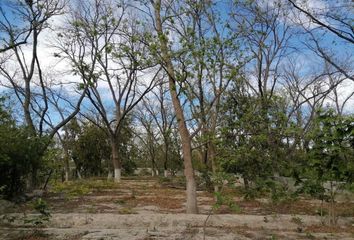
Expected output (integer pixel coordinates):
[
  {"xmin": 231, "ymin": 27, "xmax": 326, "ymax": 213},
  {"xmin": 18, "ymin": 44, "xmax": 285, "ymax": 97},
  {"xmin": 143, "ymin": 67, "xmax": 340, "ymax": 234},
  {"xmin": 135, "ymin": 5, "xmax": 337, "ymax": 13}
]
[{"xmin": 0, "ymin": 99, "xmax": 51, "ymax": 199}]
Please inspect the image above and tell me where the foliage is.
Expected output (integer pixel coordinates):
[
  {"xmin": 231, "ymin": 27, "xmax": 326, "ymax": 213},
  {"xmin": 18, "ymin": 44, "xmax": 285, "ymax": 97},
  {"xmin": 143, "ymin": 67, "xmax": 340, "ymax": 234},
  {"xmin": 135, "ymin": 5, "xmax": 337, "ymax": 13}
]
[
  {"xmin": 306, "ymin": 109, "xmax": 354, "ymax": 184},
  {"xmin": 24, "ymin": 198, "xmax": 51, "ymax": 226},
  {"xmin": 213, "ymin": 191, "xmax": 240, "ymax": 213},
  {"xmin": 219, "ymin": 92, "xmax": 289, "ymax": 185},
  {"xmin": 0, "ymin": 98, "xmax": 51, "ymax": 199},
  {"xmin": 296, "ymin": 109, "xmax": 354, "ymax": 199},
  {"xmin": 71, "ymin": 123, "xmax": 111, "ymax": 177},
  {"xmin": 63, "ymin": 118, "xmax": 138, "ymax": 177},
  {"xmin": 297, "ymin": 109, "xmax": 354, "ymax": 225}
]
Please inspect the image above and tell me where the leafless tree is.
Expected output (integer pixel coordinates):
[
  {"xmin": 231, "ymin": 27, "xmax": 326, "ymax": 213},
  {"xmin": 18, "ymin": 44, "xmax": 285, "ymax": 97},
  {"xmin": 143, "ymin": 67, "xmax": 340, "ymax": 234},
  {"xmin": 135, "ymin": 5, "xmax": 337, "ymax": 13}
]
[
  {"xmin": 56, "ymin": 0, "xmax": 159, "ymax": 182},
  {"xmin": 0, "ymin": 0, "xmax": 85, "ymax": 138},
  {"xmin": 137, "ymin": 77, "xmax": 177, "ymax": 177},
  {"xmin": 287, "ymin": 0, "xmax": 354, "ymax": 83}
]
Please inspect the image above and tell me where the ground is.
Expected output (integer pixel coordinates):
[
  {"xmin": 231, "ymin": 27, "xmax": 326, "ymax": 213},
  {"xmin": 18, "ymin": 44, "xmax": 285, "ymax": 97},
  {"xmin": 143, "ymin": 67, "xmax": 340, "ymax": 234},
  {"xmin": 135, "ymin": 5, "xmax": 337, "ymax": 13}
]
[{"xmin": 0, "ymin": 177, "xmax": 353, "ymax": 239}]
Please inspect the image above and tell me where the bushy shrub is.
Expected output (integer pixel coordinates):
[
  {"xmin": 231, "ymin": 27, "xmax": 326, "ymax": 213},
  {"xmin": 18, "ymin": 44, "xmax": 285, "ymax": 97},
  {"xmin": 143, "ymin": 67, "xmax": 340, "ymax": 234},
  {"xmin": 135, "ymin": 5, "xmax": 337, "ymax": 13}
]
[{"xmin": 0, "ymin": 99, "xmax": 50, "ymax": 199}]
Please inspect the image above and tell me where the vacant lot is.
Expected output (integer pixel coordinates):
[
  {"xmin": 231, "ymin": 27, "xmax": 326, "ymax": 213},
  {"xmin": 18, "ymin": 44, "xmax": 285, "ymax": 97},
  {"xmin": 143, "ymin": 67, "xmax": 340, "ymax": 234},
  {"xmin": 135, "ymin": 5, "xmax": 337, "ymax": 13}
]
[{"xmin": 1, "ymin": 177, "xmax": 353, "ymax": 240}]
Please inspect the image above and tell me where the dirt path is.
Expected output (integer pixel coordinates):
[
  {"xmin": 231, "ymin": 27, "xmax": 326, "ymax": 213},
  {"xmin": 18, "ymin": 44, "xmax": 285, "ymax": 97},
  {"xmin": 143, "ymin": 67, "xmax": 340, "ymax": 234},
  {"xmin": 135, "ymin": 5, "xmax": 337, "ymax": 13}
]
[{"xmin": 0, "ymin": 178, "xmax": 353, "ymax": 239}]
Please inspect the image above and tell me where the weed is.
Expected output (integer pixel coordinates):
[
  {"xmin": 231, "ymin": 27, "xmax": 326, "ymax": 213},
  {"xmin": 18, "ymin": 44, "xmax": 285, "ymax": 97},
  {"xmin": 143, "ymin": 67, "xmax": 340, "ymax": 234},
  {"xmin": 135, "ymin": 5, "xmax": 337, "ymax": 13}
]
[{"xmin": 23, "ymin": 198, "xmax": 51, "ymax": 226}]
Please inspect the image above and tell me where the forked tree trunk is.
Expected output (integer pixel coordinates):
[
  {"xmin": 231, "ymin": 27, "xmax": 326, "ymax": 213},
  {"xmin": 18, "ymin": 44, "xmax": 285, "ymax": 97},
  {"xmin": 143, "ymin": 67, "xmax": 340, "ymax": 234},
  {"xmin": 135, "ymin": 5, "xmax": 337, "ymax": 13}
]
[
  {"xmin": 154, "ymin": 0, "xmax": 198, "ymax": 214},
  {"xmin": 111, "ymin": 139, "xmax": 121, "ymax": 182}
]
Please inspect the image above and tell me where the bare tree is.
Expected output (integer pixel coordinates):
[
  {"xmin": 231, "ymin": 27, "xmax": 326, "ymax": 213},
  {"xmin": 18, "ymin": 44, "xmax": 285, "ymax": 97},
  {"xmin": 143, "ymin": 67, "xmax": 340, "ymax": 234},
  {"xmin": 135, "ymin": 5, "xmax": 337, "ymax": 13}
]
[
  {"xmin": 0, "ymin": 0, "xmax": 85, "ymax": 138},
  {"xmin": 230, "ymin": 0, "xmax": 294, "ymax": 101},
  {"xmin": 287, "ymin": 0, "xmax": 354, "ymax": 44},
  {"xmin": 281, "ymin": 57, "xmax": 348, "ymax": 150},
  {"xmin": 287, "ymin": 0, "xmax": 354, "ymax": 83},
  {"xmin": 56, "ymin": 0, "xmax": 159, "ymax": 182},
  {"xmin": 0, "ymin": 0, "xmax": 36, "ymax": 53},
  {"xmin": 138, "ymin": 78, "xmax": 177, "ymax": 177}
]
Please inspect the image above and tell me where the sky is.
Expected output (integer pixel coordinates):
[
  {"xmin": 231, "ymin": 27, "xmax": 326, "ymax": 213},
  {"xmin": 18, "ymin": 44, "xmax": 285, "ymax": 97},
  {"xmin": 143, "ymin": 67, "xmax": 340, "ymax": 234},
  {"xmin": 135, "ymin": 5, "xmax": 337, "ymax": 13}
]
[{"xmin": 0, "ymin": 0, "xmax": 353, "ymax": 129}]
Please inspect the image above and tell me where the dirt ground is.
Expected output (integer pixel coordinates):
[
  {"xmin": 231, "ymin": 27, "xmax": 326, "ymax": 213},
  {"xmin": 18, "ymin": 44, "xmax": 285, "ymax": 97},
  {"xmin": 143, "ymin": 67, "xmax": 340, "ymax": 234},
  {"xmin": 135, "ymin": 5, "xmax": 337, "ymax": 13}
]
[{"xmin": 0, "ymin": 178, "xmax": 353, "ymax": 240}]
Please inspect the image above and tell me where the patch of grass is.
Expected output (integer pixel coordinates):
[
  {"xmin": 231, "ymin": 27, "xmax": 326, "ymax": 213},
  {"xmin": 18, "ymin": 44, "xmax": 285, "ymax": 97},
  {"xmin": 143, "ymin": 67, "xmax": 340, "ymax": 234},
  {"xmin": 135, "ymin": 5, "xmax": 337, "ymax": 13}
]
[
  {"xmin": 305, "ymin": 232, "xmax": 315, "ymax": 239},
  {"xmin": 290, "ymin": 216, "xmax": 304, "ymax": 226},
  {"xmin": 50, "ymin": 179, "xmax": 121, "ymax": 198},
  {"xmin": 114, "ymin": 199, "xmax": 126, "ymax": 205},
  {"xmin": 118, "ymin": 207, "xmax": 137, "ymax": 214},
  {"xmin": 50, "ymin": 181, "xmax": 91, "ymax": 198}
]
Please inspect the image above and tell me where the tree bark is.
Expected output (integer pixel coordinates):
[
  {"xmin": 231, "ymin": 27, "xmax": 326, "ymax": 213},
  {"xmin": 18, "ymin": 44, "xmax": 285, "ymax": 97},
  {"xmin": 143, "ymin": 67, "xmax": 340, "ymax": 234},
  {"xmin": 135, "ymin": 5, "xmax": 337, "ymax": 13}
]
[
  {"xmin": 153, "ymin": 0, "xmax": 198, "ymax": 214},
  {"xmin": 111, "ymin": 139, "xmax": 121, "ymax": 182}
]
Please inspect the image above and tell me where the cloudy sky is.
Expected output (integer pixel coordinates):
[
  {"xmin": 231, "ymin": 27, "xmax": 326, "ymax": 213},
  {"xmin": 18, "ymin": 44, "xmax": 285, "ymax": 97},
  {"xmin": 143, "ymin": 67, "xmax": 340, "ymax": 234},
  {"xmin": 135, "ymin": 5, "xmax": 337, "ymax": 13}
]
[{"xmin": 0, "ymin": 0, "xmax": 353, "ymax": 121}]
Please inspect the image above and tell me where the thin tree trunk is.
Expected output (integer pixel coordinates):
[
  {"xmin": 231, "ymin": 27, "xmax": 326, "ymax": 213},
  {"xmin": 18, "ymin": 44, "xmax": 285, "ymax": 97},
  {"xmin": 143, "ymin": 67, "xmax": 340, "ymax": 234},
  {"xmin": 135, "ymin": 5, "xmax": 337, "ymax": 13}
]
[
  {"xmin": 63, "ymin": 146, "xmax": 70, "ymax": 182},
  {"xmin": 163, "ymin": 141, "xmax": 169, "ymax": 177},
  {"xmin": 154, "ymin": 0, "xmax": 198, "ymax": 213}
]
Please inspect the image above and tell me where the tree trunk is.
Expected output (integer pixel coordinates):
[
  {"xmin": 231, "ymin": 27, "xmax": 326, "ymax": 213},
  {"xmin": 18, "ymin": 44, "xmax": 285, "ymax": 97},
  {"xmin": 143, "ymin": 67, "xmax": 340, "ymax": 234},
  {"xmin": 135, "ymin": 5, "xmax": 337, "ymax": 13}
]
[
  {"xmin": 244, "ymin": 177, "xmax": 250, "ymax": 190},
  {"xmin": 151, "ymin": 154, "xmax": 156, "ymax": 177},
  {"xmin": 111, "ymin": 139, "xmax": 121, "ymax": 182},
  {"xmin": 28, "ymin": 164, "xmax": 40, "ymax": 191},
  {"xmin": 208, "ymin": 141, "xmax": 219, "ymax": 193},
  {"xmin": 63, "ymin": 146, "xmax": 70, "ymax": 182},
  {"xmin": 107, "ymin": 170, "xmax": 113, "ymax": 180},
  {"xmin": 163, "ymin": 141, "xmax": 169, "ymax": 177},
  {"xmin": 154, "ymin": 0, "xmax": 198, "ymax": 214}
]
